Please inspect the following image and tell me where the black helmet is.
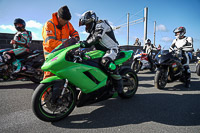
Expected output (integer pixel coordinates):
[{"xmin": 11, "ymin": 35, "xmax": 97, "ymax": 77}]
[
  {"xmin": 79, "ymin": 10, "xmax": 98, "ymax": 33},
  {"xmin": 14, "ymin": 18, "xmax": 26, "ymax": 31},
  {"xmin": 145, "ymin": 39, "xmax": 151, "ymax": 44},
  {"xmin": 173, "ymin": 26, "xmax": 186, "ymax": 38}
]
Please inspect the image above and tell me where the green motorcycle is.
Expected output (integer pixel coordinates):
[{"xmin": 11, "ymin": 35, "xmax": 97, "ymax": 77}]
[{"xmin": 32, "ymin": 39, "xmax": 138, "ymax": 122}]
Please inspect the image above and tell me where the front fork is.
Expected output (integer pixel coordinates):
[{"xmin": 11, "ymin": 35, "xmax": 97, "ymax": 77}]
[
  {"xmin": 51, "ymin": 79, "xmax": 68, "ymax": 103},
  {"xmin": 161, "ymin": 67, "xmax": 169, "ymax": 81}
]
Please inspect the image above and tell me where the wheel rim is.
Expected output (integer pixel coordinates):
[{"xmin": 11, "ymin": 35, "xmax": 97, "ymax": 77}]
[
  {"xmin": 122, "ymin": 72, "xmax": 137, "ymax": 95},
  {"xmin": 38, "ymin": 85, "xmax": 75, "ymax": 118}
]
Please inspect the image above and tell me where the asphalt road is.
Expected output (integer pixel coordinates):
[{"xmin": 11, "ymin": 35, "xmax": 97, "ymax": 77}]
[{"xmin": 0, "ymin": 64, "xmax": 200, "ymax": 133}]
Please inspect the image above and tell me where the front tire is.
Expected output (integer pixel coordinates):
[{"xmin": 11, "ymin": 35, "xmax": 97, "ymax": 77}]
[
  {"xmin": 32, "ymin": 82, "xmax": 77, "ymax": 122},
  {"xmin": 196, "ymin": 63, "xmax": 200, "ymax": 76},
  {"xmin": 119, "ymin": 68, "xmax": 138, "ymax": 98},
  {"xmin": 131, "ymin": 60, "xmax": 141, "ymax": 73},
  {"xmin": 154, "ymin": 69, "xmax": 168, "ymax": 89}
]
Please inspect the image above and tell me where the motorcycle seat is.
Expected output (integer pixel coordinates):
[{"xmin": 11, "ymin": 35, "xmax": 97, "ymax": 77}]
[{"xmin": 115, "ymin": 52, "xmax": 125, "ymax": 60}]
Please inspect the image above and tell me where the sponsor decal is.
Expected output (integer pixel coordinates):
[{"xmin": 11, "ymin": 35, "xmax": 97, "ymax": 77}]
[
  {"xmin": 46, "ymin": 30, "xmax": 53, "ymax": 35},
  {"xmin": 51, "ymin": 56, "xmax": 58, "ymax": 62}
]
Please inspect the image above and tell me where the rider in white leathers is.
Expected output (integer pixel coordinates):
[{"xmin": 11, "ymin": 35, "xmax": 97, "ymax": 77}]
[
  {"xmin": 79, "ymin": 10, "xmax": 123, "ymax": 94},
  {"xmin": 169, "ymin": 26, "xmax": 193, "ymax": 88}
]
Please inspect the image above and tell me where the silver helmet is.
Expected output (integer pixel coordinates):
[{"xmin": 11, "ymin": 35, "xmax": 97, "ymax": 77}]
[
  {"xmin": 173, "ymin": 26, "xmax": 186, "ymax": 38},
  {"xmin": 79, "ymin": 10, "xmax": 98, "ymax": 33}
]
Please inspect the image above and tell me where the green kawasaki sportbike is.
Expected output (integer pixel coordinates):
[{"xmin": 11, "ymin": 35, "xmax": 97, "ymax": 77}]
[{"xmin": 32, "ymin": 39, "xmax": 138, "ymax": 122}]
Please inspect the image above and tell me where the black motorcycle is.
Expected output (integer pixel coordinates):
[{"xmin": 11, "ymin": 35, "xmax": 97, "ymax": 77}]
[
  {"xmin": 154, "ymin": 49, "xmax": 188, "ymax": 89},
  {"xmin": 196, "ymin": 56, "xmax": 200, "ymax": 76},
  {"xmin": 0, "ymin": 49, "xmax": 44, "ymax": 83}
]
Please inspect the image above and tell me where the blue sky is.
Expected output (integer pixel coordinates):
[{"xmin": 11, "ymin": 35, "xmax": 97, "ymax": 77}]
[{"xmin": 0, "ymin": 0, "xmax": 200, "ymax": 50}]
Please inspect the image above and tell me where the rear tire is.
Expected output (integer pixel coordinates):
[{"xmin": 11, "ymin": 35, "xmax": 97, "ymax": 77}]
[
  {"xmin": 119, "ymin": 68, "xmax": 138, "ymax": 98},
  {"xmin": 29, "ymin": 63, "xmax": 44, "ymax": 83},
  {"xmin": 32, "ymin": 82, "xmax": 76, "ymax": 122},
  {"xmin": 154, "ymin": 70, "xmax": 168, "ymax": 89}
]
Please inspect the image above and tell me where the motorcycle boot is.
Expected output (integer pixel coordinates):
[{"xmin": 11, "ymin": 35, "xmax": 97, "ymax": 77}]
[
  {"xmin": 12, "ymin": 59, "xmax": 22, "ymax": 74},
  {"xmin": 111, "ymin": 74, "xmax": 123, "ymax": 94},
  {"xmin": 184, "ymin": 65, "xmax": 191, "ymax": 88}
]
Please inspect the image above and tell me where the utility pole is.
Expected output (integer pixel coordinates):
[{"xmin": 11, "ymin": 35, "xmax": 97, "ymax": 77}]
[
  {"xmin": 154, "ymin": 21, "xmax": 156, "ymax": 46},
  {"xmin": 127, "ymin": 13, "xmax": 130, "ymax": 45},
  {"xmin": 143, "ymin": 7, "xmax": 148, "ymax": 45}
]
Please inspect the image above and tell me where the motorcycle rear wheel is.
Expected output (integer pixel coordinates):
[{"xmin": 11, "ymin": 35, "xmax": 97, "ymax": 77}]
[
  {"xmin": 118, "ymin": 68, "xmax": 138, "ymax": 98},
  {"xmin": 154, "ymin": 70, "xmax": 167, "ymax": 89},
  {"xmin": 32, "ymin": 83, "xmax": 76, "ymax": 122},
  {"xmin": 29, "ymin": 69, "xmax": 43, "ymax": 83},
  {"xmin": 29, "ymin": 63, "xmax": 44, "ymax": 83}
]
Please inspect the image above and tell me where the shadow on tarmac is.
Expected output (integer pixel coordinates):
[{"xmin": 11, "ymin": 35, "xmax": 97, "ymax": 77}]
[
  {"xmin": 52, "ymin": 93, "xmax": 200, "ymax": 129},
  {"xmin": 0, "ymin": 82, "xmax": 38, "ymax": 90}
]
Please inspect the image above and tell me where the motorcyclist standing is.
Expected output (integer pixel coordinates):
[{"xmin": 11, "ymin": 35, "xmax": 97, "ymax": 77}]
[
  {"xmin": 169, "ymin": 26, "xmax": 193, "ymax": 88},
  {"xmin": 3, "ymin": 18, "xmax": 32, "ymax": 73},
  {"xmin": 42, "ymin": 5, "xmax": 80, "ymax": 79},
  {"xmin": 79, "ymin": 10, "xmax": 123, "ymax": 94}
]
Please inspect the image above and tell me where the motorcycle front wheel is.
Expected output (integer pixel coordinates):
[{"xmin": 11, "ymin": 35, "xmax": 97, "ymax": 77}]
[
  {"xmin": 154, "ymin": 69, "xmax": 168, "ymax": 89},
  {"xmin": 32, "ymin": 82, "xmax": 77, "ymax": 122},
  {"xmin": 196, "ymin": 63, "xmax": 200, "ymax": 76},
  {"xmin": 131, "ymin": 60, "xmax": 141, "ymax": 73}
]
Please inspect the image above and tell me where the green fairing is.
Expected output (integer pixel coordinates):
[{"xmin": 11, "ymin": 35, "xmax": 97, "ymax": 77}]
[
  {"xmin": 40, "ymin": 76, "xmax": 62, "ymax": 83},
  {"xmin": 115, "ymin": 50, "xmax": 133, "ymax": 65},
  {"xmin": 41, "ymin": 43, "xmax": 133, "ymax": 93},
  {"xmin": 84, "ymin": 50, "xmax": 105, "ymax": 59}
]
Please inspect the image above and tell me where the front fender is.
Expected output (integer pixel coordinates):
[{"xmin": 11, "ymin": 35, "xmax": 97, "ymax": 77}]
[{"xmin": 40, "ymin": 76, "xmax": 63, "ymax": 83}]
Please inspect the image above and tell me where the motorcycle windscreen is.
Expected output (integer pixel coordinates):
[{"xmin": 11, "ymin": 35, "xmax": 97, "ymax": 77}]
[{"xmin": 51, "ymin": 38, "xmax": 78, "ymax": 53}]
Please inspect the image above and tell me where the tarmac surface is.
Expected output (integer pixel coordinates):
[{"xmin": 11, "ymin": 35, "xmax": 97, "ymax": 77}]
[{"xmin": 0, "ymin": 63, "xmax": 199, "ymax": 133}]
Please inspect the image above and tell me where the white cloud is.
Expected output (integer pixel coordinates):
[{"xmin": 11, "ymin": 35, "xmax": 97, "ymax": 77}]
[
  {"xmin": 156, "ymin": 24, "xmax": 167, "ymax": 32},
  {"xmin": 75, "ymin": 13, "xmax": 82, "ymax": 18},
  {"xmin": 26, "ymin": 20, "xmax": 43, "ymax": 29},
  {"xmin": 0, "ymin": 25, "xmax": 15, "ymax": 31},
  {"xmin": 80, "ymin": 31, "xmax": 89, "ymax": 35},
  {"xmin": 0, "ymin": 20, "xmax": 43, "ymax": 32},
  {"xmin": 31, "ymin": 32, "xmax": 42, "ymax": 40},
  {"xmin": 161, "ymin": 37, "xmax": 173, "ymax": 42}
]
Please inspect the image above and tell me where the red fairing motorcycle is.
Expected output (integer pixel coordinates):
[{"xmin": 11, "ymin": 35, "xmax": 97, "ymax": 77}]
[{"xmin": 131, "ymin": 49, "xmax": 156, "ymax": 73}]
